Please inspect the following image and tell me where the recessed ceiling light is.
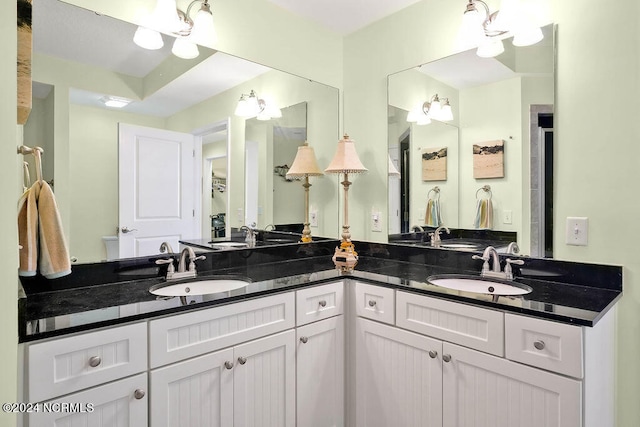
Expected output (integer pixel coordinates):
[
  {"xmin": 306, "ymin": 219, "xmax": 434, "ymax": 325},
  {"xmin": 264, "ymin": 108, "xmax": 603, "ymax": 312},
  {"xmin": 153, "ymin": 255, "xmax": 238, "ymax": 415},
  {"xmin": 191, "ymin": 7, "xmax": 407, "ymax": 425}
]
[{"xmin": 100, "ymin": 96, "xmax": 133, "ymax": 108}]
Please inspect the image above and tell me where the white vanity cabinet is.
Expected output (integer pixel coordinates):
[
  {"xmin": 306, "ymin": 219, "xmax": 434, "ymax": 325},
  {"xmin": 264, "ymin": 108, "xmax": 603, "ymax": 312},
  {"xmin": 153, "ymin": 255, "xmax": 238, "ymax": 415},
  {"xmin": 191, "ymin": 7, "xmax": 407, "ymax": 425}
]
[
  {"xmin": 149, "ymin": 291, "xmax": 297, "ymax": 427},
  {"xmin": 296, "ymin": 281, "xmax": 345, "ymax": 427},
  {"xmin": 23, "ymin": 322, "xmax": 148, "ymax": 427},
  {"xmin": 28, "ymin": 373, "xmax": 148, "ymax": 427},
  {"xmin": 351, "ymin": 281, "xmax": 614, "ymax": 427},
  {"xmin": 355, "ymin": 317, "xmax": 442, "ymax": 427}
]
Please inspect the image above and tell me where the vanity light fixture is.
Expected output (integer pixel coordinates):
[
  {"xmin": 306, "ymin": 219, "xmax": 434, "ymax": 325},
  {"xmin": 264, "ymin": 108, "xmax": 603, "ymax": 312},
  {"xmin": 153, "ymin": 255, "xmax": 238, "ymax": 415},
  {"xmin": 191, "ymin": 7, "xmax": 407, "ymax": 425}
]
[
  {"xmin": 234, "ymin": 90, "xmax": 282, "ymax": 120},
  {"xmin": 285, "ymin": 142, "xmax": 324, "ymax": 243},
  {"xmin": 325, "ymin": 134, "xmax": 368, "ymax": 273},
  {"xmin": 407, "ymin": 94, "xmax": 454, "ymax": 125},
  {"xmin": 459, "ymin": 0, "xmax": 544, "ymax": 58},
  {"xmin": 133, "ymin": 0, "xmax": 216, "ymax": 59},
  {"xmin": 99, "ymin": 96, "xmax": 133, "ymax": 108}
]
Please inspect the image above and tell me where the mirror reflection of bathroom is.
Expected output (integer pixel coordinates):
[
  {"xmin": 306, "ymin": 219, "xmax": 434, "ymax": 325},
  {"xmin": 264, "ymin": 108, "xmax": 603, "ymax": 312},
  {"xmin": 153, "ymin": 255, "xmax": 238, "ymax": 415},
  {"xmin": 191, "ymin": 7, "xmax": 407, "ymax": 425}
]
[
  {"xmin": 203, "ymin": 121, "xmax": 229, "ymax": 240},
  {"xmin": 245, "ymin": 101, "xmax": 307, "ymax": 231}
]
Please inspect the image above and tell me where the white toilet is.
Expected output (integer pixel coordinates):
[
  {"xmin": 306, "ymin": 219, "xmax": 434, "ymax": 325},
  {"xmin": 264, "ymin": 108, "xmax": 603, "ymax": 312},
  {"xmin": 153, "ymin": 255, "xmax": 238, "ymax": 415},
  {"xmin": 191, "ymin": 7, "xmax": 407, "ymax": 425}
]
[{"xmin": 102, "ymin": 236, "xmax": 119, "ymax": 261}]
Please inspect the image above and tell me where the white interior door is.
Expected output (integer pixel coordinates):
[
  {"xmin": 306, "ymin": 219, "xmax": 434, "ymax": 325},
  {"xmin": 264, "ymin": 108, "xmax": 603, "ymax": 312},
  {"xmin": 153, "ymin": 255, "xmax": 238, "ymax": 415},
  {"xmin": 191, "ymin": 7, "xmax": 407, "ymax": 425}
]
[{"xmin": 118, "ymin": 123, "xmax": 197, "ymax": 258}]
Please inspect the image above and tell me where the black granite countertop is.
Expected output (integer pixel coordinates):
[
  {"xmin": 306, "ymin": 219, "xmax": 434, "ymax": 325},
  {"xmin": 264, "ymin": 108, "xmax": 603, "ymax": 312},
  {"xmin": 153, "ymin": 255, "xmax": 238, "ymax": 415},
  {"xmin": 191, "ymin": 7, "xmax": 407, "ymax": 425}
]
[{"xmin": 18, "ymin": 240, "xmax": 623, "ymax": 343}]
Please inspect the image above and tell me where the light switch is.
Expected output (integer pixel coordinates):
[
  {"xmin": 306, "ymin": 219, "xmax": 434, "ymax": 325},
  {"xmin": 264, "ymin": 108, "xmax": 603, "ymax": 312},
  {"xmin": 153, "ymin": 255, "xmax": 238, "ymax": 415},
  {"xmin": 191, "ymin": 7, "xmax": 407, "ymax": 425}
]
[
  {"xmin": 566, "ymin": 217, "xmax": 588, "ymax": 246},
  {"xmin": 503, "ymin": 210, "xmax": 512, "ymax": 224},
  {"xmin": 309, "ymin": 210, "xmax": 318, "ymax": 227},
  {"xmin": 371, "ymin": 211, "xmax": 382, "ymax": 232}
]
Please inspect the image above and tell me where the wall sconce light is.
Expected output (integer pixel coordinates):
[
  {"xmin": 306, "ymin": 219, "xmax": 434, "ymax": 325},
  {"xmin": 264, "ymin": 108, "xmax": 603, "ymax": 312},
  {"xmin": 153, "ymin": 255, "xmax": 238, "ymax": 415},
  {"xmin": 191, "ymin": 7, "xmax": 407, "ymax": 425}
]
[
  {"xmin": 285, "ymin": 142, "xmax": 324, "ymax": 243},
  {"xmin": 459, "ymin": 0, "xmax": 544, "ymax": 58},
  {"xmin": 234, "ymin": 90, "xmax": 282, "ymax": 120},
  {"xmin": 133, "ymin": 0, "xmax": 216, "ymax": 59},
  {"xmin": 325, "ymin": 134, "xmax": 368, "ymax": 273},
  {"xmin": 407, "ymin": 94, "xmax": 454, "ymax": 125}
]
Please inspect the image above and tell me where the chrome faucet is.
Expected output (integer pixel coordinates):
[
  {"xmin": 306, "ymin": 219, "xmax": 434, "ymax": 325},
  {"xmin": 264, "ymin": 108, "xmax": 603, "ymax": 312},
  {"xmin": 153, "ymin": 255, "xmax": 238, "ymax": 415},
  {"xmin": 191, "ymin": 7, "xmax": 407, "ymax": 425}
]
[
  {"xmin": 429, "ymin": 225, "xmax": 450, "ymax": 246},
  {"xmin": 411, "ymin": 225, "xmax": 425, "ymax": 233},
  {"xmin": 159, "ymin": 241, "xmax": 174, "ymax": 254},
  {"xmin": 472, "ymin": 246, "xmax": 502, "ymax": 278},
  {"xmin": 240, "ymin": 223, "xmax": 257, "ymax": 246},
  {"xmin": 506, "ymin": 242, "xmax": 520, "ymax": 255},
  {"xmin": 472, "ymin": 246, "xmax": 524, "ymax": 281},
  {"xmin": 156, "ymin": 246, "xmax": 205, "ymax": 280}
]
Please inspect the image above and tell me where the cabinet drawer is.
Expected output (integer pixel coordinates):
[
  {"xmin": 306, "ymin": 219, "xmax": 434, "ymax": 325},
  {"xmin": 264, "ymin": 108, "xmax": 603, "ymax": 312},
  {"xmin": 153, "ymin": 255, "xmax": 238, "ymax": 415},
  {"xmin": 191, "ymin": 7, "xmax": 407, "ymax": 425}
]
[
  {"xmin": 505, "ymin": 313, "xmax": 583, "ymax": 378},
  {"xmin": 27, "ymin": 322, "xmax": 147, "ymax": 402},
  {"xmin": 150, "ymin": 292, "xmax": 295, "ymax": 368},
  {"xmin": 396, "ymin": 291, "xmax": 504, "ymax": 356},
  {"xmin": 28, "ymin": 373, "xmax": 148, "ymax": 427},
  {"xmin": 354, "ymin": 282, "xmax": 395, "ymax": 325},
  {"xmin": 296, "ymin": 281, "xmax": 344, "ymax": 326}
]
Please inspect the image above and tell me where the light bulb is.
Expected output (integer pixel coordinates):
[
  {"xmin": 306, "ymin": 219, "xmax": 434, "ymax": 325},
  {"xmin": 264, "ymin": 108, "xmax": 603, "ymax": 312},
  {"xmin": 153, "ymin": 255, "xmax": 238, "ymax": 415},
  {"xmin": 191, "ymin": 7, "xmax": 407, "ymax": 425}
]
[
  {"xmin": 154, "ymin": 0, "xmax": 181, "ymax": 33},
  {"xmin": 234, "ymin": 96, "xmax": 251, "ymax": 117},
  {"xmin": 512, "ymin": 26, "xmax": 543, "ymax": 46},
  {"xmin": 246, "ymin": 92, "xmax": 260, "ymax": 116},
  {"xmin": 477, "ymin": 38, "xmax": 505, "ymax": 57},
  {"xmin": 458, "ymin": 5, "xmax": 486, "ymax": 50},
  {"xmin": 190, "ymin": 3, "xmax": 217, "ymax": 46},
  {"xmin": 133, "ymin": 26, "xmax": 164, "ymax": 50},
  {"xmin": 416, "ymin": 115, "xmax": 431, "ymax": 126},
  {"xmin": 439, "ymin": 103, "xmax": 454, "ymax": 122},
  {"xmin": 172, "ymin": 37, "xmax": 199, "ymax": 59}
]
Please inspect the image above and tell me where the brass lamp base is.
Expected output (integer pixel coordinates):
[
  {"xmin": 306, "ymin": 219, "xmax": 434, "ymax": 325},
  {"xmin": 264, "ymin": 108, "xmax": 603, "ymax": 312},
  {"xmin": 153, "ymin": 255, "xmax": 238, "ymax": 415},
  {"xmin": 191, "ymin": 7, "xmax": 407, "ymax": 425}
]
[{"xmin": 332, "ymin": 241, "xmax": 359, "ymax": 273}]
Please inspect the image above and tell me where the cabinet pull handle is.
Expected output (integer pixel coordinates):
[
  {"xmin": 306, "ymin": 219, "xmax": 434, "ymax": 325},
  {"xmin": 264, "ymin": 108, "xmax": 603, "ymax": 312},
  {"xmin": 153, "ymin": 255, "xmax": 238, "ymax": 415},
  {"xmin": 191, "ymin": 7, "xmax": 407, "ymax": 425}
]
[
  {"xmin": 318, "ymin": 300, "xmax": 327, "ymax": 308},
  {"xmin": 134, "ymin": 389, "xmax": 146, "ymax": 400},
  {"xmin": 429, "ymin": 350, "xmax": 438, "ymax": 359},
  {"xmin": 237, "ymin": 356, "xmax": 247, "ymax": 365},
  {"xmin": 534, "ymin": 340, "xmax": 546, "ymax": 350},
  {"xmin": 368, "ymin": 300, "xmax": 377, "ymax": 307},
  {"xmin": 442, "ymin": 354, "xmax": 452, "ymax": 363},
  {"xmin": 224, "ymin": 361, "xmax": 234, "ymax": 370},
  {"xmin": 88, "ymin": 356, "xmax": 101, "ymax": 368},
  {"xmin": 300, "ymin": 336, "xmax": 309, "ymax": 344}
]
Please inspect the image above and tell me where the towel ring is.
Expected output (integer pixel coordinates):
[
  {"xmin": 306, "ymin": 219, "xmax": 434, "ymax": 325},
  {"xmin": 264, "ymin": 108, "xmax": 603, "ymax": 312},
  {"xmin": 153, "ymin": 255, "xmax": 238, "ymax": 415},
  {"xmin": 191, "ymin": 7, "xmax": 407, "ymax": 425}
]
[
  {"xmin": 17, "ymin": 145, "xmax": 44, "ymax": 184},
  {"xmin": 428, "ymin": 186, "xmax": 440, "ymax": 200},
  {"xmin": 476, "ymin": 185, "xmax": 492, "ymax": 200}
]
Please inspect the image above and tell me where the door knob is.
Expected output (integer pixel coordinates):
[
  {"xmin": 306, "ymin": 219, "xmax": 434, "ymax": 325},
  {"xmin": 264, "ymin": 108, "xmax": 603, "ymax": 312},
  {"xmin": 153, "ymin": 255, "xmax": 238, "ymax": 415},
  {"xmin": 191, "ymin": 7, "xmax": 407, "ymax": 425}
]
[{"xmin": 121, "ymin": 226, "xmax": 138, "ymax": 234}]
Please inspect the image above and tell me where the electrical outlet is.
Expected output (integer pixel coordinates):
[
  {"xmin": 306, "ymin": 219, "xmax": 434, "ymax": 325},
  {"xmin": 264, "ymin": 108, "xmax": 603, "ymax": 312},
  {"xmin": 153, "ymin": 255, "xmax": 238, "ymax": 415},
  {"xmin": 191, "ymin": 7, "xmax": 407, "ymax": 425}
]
[
  {"xmin": 309, "ymin": 210, "xmax": 318, "ymax": 227},
  {"xmin": 566, "ymin": 217, "xmax": 588, "ymax": 246},
  {"xmin": 371, "ymin": 211, "xmax": 382, "ymax": 232}
]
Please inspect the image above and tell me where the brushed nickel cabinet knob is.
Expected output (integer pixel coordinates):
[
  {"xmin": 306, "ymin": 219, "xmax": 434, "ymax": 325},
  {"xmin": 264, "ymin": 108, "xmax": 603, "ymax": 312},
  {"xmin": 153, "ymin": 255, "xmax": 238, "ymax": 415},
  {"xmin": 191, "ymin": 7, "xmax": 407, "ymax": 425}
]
[
  {"xmin": 534, "ymin": 340, "xmax": 546, "ymax": 350},
  {"xmin": 134, "ymin": 389, "xmax": 145, "ymax": 400},
  {"xmin": 88, "ymin": 356, "xmax": 101, "ymax": 368}
]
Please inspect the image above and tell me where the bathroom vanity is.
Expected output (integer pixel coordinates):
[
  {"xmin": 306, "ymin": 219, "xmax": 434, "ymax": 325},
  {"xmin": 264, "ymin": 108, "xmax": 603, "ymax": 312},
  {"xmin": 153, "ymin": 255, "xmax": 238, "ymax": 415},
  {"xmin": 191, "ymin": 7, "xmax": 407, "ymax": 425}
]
[{"xmin": 18, "ymin": 241, "xmax": 621, "ymax": 427}]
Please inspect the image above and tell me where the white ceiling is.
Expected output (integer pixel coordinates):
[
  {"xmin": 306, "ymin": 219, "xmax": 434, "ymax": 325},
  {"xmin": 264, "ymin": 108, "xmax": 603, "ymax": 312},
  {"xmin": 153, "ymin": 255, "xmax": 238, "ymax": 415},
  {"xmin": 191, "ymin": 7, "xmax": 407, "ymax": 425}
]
[{"xmin": 266, "ymin": 0, "xmax": 423, "ymax": 35}]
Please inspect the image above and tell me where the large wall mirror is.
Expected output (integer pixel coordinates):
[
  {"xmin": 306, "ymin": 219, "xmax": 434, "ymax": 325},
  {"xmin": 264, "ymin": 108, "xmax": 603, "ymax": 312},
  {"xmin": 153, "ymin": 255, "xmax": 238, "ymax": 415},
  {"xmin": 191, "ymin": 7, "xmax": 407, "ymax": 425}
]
[
  {"xmin": 388, "ymin": 24, "xmax": 554, "ymax": 257},
  {"xmin": 25, "ymin": 0, "xmax": 339, "ymax": 264}
]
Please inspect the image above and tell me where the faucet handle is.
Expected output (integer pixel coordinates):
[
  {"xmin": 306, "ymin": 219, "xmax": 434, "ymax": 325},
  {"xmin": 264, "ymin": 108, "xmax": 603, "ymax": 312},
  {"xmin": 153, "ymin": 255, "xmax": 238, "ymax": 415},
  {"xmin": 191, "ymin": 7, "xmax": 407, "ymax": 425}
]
[
  {"xmin": 472, "ymin": 254, "xmax": 490, "ymax": 274},
  {"xmin": 188, "ymin": 255, "xmax": 206, "ymax": 272},
  {"xmin": 504, "ymin": 258, "xmax": 525, "ymax": 280},
  {"xmin": 155, "ymin": 257, "xmax": 175, "ymax": 274}
]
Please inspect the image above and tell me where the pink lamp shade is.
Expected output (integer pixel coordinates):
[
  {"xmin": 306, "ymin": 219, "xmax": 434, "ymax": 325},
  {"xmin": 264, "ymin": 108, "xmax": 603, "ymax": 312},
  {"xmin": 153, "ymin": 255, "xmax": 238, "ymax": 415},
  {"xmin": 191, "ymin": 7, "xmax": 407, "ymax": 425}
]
[
  {"xmin": 324, "ymin": 134, "xmax": 368, "ymax": 174},
  {"xmin": 286, "ymin": 142, "xmax": 324, "ymax": 178}
]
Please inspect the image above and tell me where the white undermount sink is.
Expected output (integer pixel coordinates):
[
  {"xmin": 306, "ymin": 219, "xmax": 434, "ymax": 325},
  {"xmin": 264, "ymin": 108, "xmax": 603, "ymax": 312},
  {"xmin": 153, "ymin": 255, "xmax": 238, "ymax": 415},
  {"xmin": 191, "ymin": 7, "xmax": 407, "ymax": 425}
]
[
  {"xmin": 426, "ymin": 274, "xmax": 532, "ymax": 296},
  {"xmin": 210, "ymin": 242, "xmax": 249, "ymax": 249},
  {"xmin": 149, "ymin": 278, "xmax": 250, "ymax": 296}
]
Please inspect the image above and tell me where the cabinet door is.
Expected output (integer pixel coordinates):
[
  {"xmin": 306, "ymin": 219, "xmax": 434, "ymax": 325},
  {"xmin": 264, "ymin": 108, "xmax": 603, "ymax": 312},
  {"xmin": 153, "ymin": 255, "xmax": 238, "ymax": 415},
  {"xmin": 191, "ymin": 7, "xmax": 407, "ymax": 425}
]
[
  {"xmin": 297, "ymin": 316, "xmax": 344, "ymax": 427},
  {"xmin": 150, "ymin": 348, "xmax": 234, "ymax": 427},
  {"xmin": 442, "ymin": 342, "xmax": 582, "ymax": 427},
  {"xmin": 233, "ymin": 329, "xmax": 296, "ymax": 427},
  {"xmin": 356, "ymin": 318, "xmax": 443, "ymax": 427},
  {"xmin": 28, "ymin": 373, "xmax": 147, "ymax": 427}
]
